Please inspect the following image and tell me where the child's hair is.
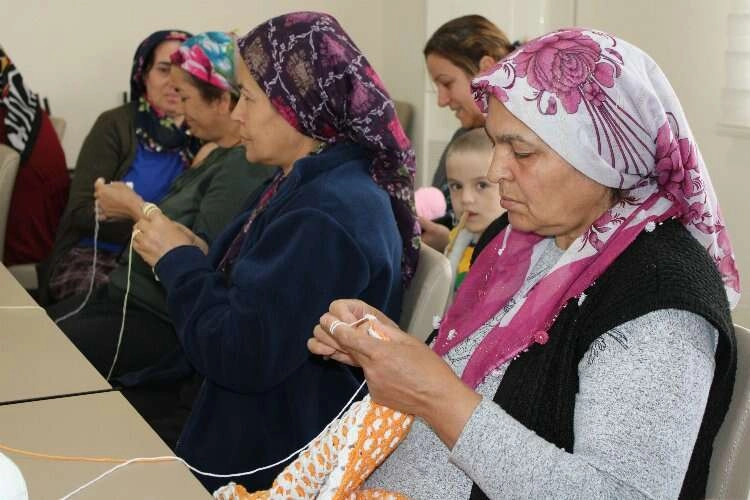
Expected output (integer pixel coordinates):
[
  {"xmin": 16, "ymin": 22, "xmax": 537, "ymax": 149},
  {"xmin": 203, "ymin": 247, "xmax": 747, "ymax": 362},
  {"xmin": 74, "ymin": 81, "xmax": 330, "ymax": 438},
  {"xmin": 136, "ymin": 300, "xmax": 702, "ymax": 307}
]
[{"xmin": 445, "ymin": 128, "xmax": 493, "ymax": 162}]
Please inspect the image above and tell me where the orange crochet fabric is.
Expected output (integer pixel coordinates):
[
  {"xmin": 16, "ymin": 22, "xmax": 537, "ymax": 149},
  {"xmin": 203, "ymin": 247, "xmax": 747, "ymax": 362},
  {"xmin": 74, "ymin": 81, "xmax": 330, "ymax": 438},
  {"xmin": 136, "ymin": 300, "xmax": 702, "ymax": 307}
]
[{"xmin": 213, "ymin": 396, "xmax": 413, "ymax": 500}]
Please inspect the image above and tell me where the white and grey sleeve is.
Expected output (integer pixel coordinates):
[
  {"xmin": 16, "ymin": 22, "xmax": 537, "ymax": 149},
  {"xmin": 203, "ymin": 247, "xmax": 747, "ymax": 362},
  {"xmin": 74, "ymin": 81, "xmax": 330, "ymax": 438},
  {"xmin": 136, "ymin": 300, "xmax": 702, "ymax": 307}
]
[{"xmin": 449, "ymin": 308, "xmax": 718, "ymax": 499}]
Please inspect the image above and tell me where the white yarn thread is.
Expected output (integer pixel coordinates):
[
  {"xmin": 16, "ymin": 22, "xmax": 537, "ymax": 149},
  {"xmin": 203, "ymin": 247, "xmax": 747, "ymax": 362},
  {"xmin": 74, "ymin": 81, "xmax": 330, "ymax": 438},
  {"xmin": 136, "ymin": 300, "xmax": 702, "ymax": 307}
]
[
  {"xmin": 61, "ymin": 373, "xmax": 369, "ymax": 499},
  {"xmin": 106, "ymin": 200, "xmax": 156, "ymax": 380},
  {"xmin": 54, "ymin": 203, "xmax": 101, "ymax": 324},
  {"xmin": 50, "ymin": 203, "xmax": 137, "ymax": 382},
  {"xmin": 55, "ymin": 210, "xmax": 379, "ymax": 496},
  {"xmin": 105, "ymin": 238, "xmax": 135, "ymax": 381}
]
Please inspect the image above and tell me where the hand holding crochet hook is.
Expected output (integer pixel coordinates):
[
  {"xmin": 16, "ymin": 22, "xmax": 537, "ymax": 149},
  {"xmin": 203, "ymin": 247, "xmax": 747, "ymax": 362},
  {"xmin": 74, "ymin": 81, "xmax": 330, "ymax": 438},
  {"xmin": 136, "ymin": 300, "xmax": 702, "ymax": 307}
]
[{"xmin": 310, "ymin": 299, "xmax": 481, "ymax": 449}]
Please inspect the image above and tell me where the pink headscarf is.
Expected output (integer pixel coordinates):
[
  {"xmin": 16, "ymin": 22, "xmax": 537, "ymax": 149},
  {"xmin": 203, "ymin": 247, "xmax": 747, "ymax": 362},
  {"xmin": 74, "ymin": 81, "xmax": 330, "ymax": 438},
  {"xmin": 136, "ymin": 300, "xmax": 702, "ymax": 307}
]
[{"xmin": 434, "ymin": 28, "xmax": 741, "ymax": 389}]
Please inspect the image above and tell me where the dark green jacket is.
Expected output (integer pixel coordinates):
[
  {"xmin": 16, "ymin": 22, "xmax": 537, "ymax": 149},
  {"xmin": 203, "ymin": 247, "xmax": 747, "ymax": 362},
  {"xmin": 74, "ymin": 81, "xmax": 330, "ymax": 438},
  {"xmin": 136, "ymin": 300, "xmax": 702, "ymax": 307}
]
[
  {"xmin": 39, "ymin": 103, "xmax": 273, "ymax": 304},
  {"xmin": 107, "ymin": 145, "xmax": 273, "ymax": 320},
  {"xmin": 39, "ymin": 104, "xmax": 137, "ymax": 303}
]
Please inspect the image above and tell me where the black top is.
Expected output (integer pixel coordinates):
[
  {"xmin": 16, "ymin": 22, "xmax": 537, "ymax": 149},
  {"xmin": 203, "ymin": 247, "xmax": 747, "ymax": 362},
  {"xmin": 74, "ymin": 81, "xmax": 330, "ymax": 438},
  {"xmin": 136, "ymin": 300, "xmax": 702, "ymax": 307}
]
[{"xmin": 467, "ymin": 217, "xmax": 735, "ymax": 500}]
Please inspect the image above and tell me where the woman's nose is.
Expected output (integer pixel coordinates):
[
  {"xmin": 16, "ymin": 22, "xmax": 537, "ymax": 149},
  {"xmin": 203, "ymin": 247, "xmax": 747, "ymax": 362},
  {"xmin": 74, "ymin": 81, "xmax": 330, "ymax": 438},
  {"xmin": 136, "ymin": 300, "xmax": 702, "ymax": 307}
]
[
  {"xmin": 487, "ymin": 148, "xmax": 513, "ymax": 183},
  {"xmin": 230, "ymin": 99, "xmax": 244, "ymax": 123},
  {"xmin": 437, "ymin": 87, "xmax": 450, "ymax": 107}
]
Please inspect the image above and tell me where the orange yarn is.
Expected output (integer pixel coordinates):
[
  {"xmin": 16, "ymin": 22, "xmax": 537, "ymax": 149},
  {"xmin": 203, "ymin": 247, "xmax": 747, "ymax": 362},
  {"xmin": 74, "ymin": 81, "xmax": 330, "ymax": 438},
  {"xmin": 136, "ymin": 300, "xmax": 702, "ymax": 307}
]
[
  {"xmin": 334, "ymin": 403, "xmax": 412, "ymax": 499},
  {"xmin": 0, "ymin": 443, "xmax": 134, "ymax": 464}
]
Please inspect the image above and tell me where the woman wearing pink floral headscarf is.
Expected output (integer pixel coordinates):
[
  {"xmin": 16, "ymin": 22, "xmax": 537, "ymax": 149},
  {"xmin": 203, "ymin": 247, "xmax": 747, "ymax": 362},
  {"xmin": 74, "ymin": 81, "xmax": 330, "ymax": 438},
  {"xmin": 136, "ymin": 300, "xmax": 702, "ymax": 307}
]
[{"xmin": 311, "ymin": 28, "xmax": 739, "ymax": 499}]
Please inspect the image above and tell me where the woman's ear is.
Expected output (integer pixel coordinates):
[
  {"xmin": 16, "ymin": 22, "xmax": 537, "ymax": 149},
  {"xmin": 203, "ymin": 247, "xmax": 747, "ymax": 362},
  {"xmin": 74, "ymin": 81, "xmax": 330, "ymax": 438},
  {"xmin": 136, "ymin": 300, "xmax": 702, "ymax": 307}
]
[{"xmin": 478, "ymin": 55, "xmax": 496, "ymax": 73}]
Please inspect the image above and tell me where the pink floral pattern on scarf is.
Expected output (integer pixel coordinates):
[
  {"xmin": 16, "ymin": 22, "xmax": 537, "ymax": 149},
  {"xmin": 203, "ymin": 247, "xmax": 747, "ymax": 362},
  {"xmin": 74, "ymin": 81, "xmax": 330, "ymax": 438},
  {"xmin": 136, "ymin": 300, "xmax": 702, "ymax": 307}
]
[
  {"xmin": 514, "ymin": 30, "xmax": 621, "ymax": 114},
  {"xmin": 436, "ymin": 29, "xmax": 740, "ymax": 389}
]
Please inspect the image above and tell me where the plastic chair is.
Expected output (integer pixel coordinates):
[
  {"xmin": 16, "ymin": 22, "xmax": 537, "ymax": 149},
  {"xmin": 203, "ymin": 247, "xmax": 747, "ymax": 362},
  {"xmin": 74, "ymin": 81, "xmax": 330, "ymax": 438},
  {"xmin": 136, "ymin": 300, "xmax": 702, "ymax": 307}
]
[
  {"xmin": 393, "ymin": 100, "xmax": 414, "ymax": 139},
  {"xmin": 0, "ymin": 145, "xmax": 21, "ymax": 264},
  {"xmin": 399, "ymin": 243, "xmax": 452, "ymax": 342},
  {"xmin": 49, "ymin": 116, "xmax": 66, "ymax": 141},
  {"xmin": 705, "ymin": 323, "xmax": 750, "ymax": 499}
]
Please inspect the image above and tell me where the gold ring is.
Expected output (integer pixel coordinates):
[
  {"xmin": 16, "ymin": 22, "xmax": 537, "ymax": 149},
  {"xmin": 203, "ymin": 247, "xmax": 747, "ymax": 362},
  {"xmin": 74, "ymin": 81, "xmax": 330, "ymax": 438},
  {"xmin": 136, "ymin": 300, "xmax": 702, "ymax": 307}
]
[{"xmin": 141, "ymin": 202, "xmax": 161, "ymax": 218}]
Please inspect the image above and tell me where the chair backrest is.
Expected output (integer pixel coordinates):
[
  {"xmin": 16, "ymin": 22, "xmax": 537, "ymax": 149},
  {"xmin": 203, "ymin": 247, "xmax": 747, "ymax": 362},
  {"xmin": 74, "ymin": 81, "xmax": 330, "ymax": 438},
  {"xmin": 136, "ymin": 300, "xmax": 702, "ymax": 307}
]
[
  {"xmin": 706, "ymin": 323, "xmax": 750, "ymax": 499},
  {"xmin": 0, "ymin": 145, "xmax": 21, "ymax": 263},
  {"xmin": 399, "ymin": 243, "xmax": 452, "ymax": 342},
  {"xmin": 393, "ymin": 100, "xmax": 414, "ymax": 139},
  {"xmin": 49, "ymin": 116, "xmax": 66, "ymax": 142}
]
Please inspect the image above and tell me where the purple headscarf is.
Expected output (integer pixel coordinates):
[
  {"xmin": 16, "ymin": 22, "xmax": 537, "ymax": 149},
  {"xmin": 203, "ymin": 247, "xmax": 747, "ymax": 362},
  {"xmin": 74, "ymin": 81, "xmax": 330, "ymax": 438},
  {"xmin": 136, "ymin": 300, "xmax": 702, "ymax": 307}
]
[{"xmin": 237, "ymin": 12, "xmax": 419, "ymax": 285}]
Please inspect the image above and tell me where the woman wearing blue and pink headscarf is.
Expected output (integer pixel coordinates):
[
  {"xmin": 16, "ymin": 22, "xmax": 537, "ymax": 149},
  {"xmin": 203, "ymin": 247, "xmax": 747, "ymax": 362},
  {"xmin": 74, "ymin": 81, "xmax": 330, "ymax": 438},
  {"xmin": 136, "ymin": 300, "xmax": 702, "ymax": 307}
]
[
  {"xmin": 130, "ymin": 12, "xmax": 416, "ymax": 491},
  {"xmin": 312, "ymin": 29, "xmax": 739, "ymax": 499},
  {"xmin": 41, "ymin": 30, "xmax": 200, "ymax": 304}
]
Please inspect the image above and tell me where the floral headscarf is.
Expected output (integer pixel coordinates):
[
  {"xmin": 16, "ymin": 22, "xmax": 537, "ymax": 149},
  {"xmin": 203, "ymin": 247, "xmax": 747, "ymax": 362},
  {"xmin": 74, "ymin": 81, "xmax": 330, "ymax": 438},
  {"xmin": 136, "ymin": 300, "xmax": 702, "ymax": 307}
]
[
  {"xmin": 434, "ymin": 28, "xmax": 741, "ymax": 388},
  {"xmin": 0, "ymin": 45, "xmax": 41, "ymax": 163},
  {"xmin": 171, "ymin": 32, "xmax": 238, "ymax": 95},
  {"xmin": 130, "ymin": 30, "xmax": 200, "ymax": 165},
  {"xmin": 237, "ymin": 12, "xmax": 419, "ymax": 285}
]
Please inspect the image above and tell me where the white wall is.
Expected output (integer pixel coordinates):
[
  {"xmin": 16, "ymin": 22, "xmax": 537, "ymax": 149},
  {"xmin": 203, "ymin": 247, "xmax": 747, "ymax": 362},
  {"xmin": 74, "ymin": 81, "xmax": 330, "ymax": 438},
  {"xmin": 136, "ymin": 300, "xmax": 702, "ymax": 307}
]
[
  {"xmin": 2, "ymin": 0, "xmax": 388, "ymax": 167},
  {"xmin": 379, "ymin": 0, "xmax": 428, "ymax": 183}
]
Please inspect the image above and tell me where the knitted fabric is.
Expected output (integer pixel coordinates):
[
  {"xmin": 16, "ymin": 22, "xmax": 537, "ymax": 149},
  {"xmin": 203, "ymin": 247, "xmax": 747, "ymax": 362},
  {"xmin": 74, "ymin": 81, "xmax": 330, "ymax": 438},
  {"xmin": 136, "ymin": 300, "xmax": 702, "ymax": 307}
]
[{"xmin": 213, "ymin": 396, "xmax": 412, "ymax": 500}]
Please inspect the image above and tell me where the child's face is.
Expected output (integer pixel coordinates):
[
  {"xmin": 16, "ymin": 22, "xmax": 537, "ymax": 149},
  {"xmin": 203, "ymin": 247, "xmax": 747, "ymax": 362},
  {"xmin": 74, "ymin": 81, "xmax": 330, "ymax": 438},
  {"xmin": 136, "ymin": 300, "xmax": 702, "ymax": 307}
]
[{"xmin": 446, "ymin": 150, "xmax": 504, "ymax": 234}]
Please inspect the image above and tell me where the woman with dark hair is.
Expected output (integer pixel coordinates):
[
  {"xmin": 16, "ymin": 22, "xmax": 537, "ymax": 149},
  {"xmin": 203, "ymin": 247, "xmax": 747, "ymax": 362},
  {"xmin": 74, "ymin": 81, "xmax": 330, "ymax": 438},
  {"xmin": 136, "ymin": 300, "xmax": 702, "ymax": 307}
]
[
  {"xmin": 129, "ymin": 12, "xmax": 416, "ymax": 492},
  {"xmin": 421, "ymin": 15, "xmax": 516, "ymax": 251},
  {"xmin": 40, "ymin": 30, "xmax": 200, "ymax": 304}
]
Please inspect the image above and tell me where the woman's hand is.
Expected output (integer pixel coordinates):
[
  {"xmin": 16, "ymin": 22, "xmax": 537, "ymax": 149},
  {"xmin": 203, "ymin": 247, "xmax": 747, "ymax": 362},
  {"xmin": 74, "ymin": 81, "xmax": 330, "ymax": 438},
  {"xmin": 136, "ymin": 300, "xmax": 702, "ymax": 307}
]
[
  {"xmin": 132, "ymin": 211, "xmax": 196, "ymax": 267},
  {"xmin": 309, "ymin": 299, "xmax": 398, "ymax": 365},
  {"xmin": 174, "ymin": 222, "xmax": 209, "ymax": 255},
  {"xmin": 310, "ymin": 299, "xmax": 481, "ymax": 449},
  {"xmin": 419, "ymin": 216, "xmax": 451, "ymax": 253},
  {"xmin": 94, "ymin": 178, "xmax": 144, "ymax": 221}
]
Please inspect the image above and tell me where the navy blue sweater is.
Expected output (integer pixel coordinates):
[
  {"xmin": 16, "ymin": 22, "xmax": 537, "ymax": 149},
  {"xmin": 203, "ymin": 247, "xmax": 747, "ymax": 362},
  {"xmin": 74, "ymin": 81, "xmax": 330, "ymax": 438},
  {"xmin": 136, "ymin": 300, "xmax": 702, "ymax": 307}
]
[{"xmin": 155, "ymin": 142, "xmax": 403, "ymax": 492}]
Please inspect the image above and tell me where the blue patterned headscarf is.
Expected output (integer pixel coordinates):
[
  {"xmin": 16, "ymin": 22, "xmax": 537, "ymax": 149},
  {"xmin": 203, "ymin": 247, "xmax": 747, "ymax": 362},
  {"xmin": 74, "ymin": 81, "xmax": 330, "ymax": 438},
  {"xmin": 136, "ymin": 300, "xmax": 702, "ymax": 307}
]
[
  {"xmin": 171, "ymin": 32, "xmax": 237, "ymax": 95},
  {"xmin": 129, "ymin": 30, "xmax": 200, "ymax": 165},
  {"xmin": 238, "ymin": 12, "xmax": 420, "ymax": 285}
]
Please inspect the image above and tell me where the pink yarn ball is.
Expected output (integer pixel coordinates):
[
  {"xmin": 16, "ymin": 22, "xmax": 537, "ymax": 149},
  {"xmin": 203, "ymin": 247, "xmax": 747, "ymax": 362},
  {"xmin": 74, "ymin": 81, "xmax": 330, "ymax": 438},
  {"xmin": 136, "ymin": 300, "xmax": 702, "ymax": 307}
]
[{"xmin": 414, "ymin": 186, "xmax": 447, "ymax": 220}]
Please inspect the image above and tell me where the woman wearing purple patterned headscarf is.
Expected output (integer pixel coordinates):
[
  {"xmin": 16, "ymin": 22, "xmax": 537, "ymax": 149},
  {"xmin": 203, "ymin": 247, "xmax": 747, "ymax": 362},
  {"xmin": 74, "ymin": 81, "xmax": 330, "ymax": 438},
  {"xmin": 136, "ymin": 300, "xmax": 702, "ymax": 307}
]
[
  {"xmin": 130, "ymin": 12, "xmax": 412, "ymax": 492},
  {"xmin": 236, "ymin": 11, "xmax": 419, "ymax": 282},
  {"xmin": 311, "ymin": 29, "xmax": 738, "ymax": 499}
]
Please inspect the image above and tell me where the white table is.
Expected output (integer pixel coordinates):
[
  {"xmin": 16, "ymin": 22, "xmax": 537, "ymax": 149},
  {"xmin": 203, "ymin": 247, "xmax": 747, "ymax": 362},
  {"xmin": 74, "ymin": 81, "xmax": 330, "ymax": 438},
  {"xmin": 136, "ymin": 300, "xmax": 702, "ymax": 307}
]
[
  {"xmin": 0, "ymin": 391, "xmax": 211, "ymax": 499},
  {"xmin": 0, "ymin": 308, "xmax": 110, "ymax": 404},
  {"xmin": 0, "ymin": 264, "xmax": 39, "ymax": 308}
]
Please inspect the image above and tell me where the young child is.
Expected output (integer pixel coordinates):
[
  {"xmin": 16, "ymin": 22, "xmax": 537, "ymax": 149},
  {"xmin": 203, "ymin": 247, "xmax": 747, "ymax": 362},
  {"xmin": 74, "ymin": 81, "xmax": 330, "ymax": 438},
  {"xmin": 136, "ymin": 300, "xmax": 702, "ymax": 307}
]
[{"xmin": 443, "ymin": 128, "xmax": 504, "ymax": 291}]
